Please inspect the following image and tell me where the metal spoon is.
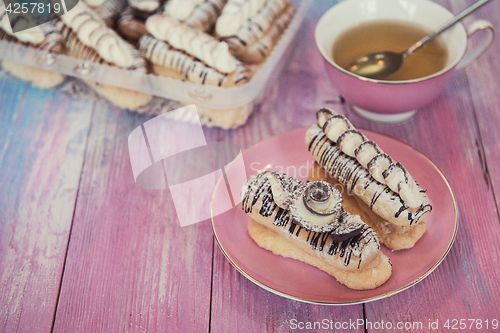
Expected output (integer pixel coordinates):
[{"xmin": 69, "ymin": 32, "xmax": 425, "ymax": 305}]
[{"xmin": 346, "ymin": 0, "xmax": 492, "ymax": 80}]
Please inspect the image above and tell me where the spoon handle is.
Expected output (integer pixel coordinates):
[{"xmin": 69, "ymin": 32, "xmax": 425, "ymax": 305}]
[{"xmin": 403, "ymin": 0, "xmax": 493, "ymax": 57}]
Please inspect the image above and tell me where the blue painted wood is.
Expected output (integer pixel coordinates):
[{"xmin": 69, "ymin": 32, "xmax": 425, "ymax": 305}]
[
  {"xmin": 51, "ymin": 103, "xmax": 214, "ymax": 333},
  {"xmin": 0, "ymin": 78, "xmax": 92, "ymax": 332}
]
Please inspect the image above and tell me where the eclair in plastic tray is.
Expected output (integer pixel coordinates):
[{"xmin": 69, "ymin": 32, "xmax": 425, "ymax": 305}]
[{"xmin": 0, "ymin": 0, "xmax": 311, "ymax": 129}]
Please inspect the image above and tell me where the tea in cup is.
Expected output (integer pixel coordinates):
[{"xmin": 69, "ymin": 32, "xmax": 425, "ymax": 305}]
[{"xmin": 315, "ymin": 0, "xmax": 494, "ymax": 122}]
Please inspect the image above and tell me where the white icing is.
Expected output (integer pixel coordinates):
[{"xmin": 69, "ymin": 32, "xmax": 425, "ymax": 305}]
[
  {"xmin": 384, "ymin": 165, "xmax": 406, "ymax": 193},
  {"xmin": 135, "ymin": 0, "xmax": 160, "ymax": 12},
  {"xmin": 356, "ymin": 142, "xmax": 380, "ymax": 168},
  {"xmin": 145, "ymin": 14, "xmax": 176, "ymax": 37},
  {"xmin": 61, "ymin": 3, "xmax": 134, "ymax": 68},
  {"xmin": 215, "ymin": 0, "xmax": 267, "ymax": 37},
  {"xmin": 339, "ymin": 132, "xmax": 365, "ymax": 158},
  {"xmin": 324, "ymin": 116, "xmax": 351, "ymax": 142},
  {"xmin": 146, "ymin": 14, "xmax": 237, "ymax": 73},
  {"xmin": 368, "ymin": 155, "xmax": 392, "ymax": 184},
  {"xmin": 398, "ymin": 174, "xmax": 422, "ymax": 208},
  {"xmin": 400, "ymin": 188, "xmax": 421, "ymax": 208},
  {"xmin": 1, "ymin": 13, "xmax": 44, "ymax": 44},
  {"xmin": 317, "ymin": 109, "xmax": 333, "ymax": 128},
  {"xmin": 84, "ymin": 0, "xmax": 106, "ymax": 7},
  {"xmin": 293, "ymin": 182, "xmax": 342, "ymax": 226},
  {"xmin": 319, "ymin": 109, "xmax": 426, "ymax": 208},
  {"xmin": 165, "ymin": 0, "xmax": 204, "ymax": 20},
  {"xmin": 309, "ymin": 196, "xmax": 331, "ymax": 212}
]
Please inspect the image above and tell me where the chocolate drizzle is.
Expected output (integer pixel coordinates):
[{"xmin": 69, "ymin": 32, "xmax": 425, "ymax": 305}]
[
  {"xmin": 0, "ymin": 20, "xmax": 64, "ymax": 53},
  {"xmin": 139, "ymin": 34, "xmax": 251, "ymax": 87}
]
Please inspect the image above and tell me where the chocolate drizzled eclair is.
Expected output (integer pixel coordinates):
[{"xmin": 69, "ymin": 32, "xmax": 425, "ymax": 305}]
[
  {"xmin": 237, "ymin": 3, "xmax": 294, "ymax": 63},
  {"xmin": 139, "ymin": 13, "xmax": 252, "ymax": 87},
  {"xmin": 242, "ymin": 171, "xmax": 392, "ymax": 290},
  {"xmin": 306, "ymin": 108, "xmax": 432, "ymax": 250},
  {"xmin": 218, "ymin": 0, "xmax": 292, "ymax": 57},
  {"xmin": 0, "ymin": 1, "xmax": 65, "ymax": 88},
  {"xmin": 90, "ymin": 0, "xmax": 128, "ymax": 27},
  {"xmin": 163, "ymin": 0, "xmax": 228, "ymax": 32},
  {"xmin": 59, "ymin": 2, "xmax": 152, "ymax": 109}
]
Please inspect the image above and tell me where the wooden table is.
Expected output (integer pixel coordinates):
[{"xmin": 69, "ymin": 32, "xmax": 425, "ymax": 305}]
[{"xmin": 1, "ymin": 0, "xmax": 499, "ymax": 332}]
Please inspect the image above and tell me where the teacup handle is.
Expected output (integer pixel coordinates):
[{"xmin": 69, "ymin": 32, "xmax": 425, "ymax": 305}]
[{"xmin": 456, "ymin": 19, "xmax": 495, "ymax": 70}]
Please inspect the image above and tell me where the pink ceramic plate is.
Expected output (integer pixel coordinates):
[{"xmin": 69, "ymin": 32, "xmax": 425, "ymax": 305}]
[{"xmin": 211, "ymin": 128, "xmax": 457, "ymax": 305}]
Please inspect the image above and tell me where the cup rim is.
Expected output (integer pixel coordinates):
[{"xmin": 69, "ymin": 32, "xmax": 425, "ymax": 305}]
[{"xmin": 315, "ymin": 0, "xmax": 467, "ymax": 85}]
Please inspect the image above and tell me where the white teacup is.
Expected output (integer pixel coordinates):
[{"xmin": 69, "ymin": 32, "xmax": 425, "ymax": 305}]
[{"xmin": 315, "ymin": 0, "xmax": 494, "ymax": 122}]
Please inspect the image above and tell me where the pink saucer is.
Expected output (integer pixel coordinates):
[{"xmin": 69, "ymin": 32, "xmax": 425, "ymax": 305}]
[{"xmin": 211, "ymin": 128, "xmax": 457, "ymax": 305}]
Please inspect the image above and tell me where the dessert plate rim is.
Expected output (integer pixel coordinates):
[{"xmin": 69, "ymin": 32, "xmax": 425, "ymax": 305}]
[{"xmin": 211, "ymin": 127, "xmax": 458, "ymax": 305}]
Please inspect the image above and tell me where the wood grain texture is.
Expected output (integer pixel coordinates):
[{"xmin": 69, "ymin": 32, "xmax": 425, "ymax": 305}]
[
  {"xmin": 457, "ymin": 0, "xmax": 500, "ymax": 202},
  {"xmin": 1, "ymin": 0, "xmax": 500, "ymax": 331},
  {"xmin": 52, "ymin": 105, "xmax": 213, "ymax": 333},
  {"xmin": 0, "ymin": 79, "xmax": 92, "ymax": 332}
]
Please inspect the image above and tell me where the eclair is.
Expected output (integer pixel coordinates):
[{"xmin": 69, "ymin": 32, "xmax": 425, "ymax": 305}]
[
  {"xmin": 237, "ymin": 4, "xmax": 294, "ymax": 64},
  {"xmin": 305, "ymin": 109, "xmax": 432, "ymax": 250},
  {"xmin": 88, "ymin": 0, "xmax": 128, "ymax": 27},
  {"xmin": 242, "ymin": 171, "xmax": 392, "ymax": 290},
  {"xmin": 163, "ymin": 0, "xmax": 227, "ymax": 32},
  {"xmin": 139, "ymin": 14, "xmax": 252, "ymax": 87},
  {"xmin": 60, "ymin": 2, "xmax": 152, "ymax": 109},
  {"xmin": 0, "ymin": 1, "xmax": 65, "ymax": 88},
  {"xmin": 217, "ymin": 0, "xmax": 294, "ymax": 61}
]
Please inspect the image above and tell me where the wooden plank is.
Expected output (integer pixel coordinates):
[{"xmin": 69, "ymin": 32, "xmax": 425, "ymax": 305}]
[
  {"xmin": 0, "ymin": 78, "xmax": 92, "ymax": 332},
  {"xmin": 52, "ymin": 104, "xmax": 213, "ymax": 332},
  {"xmin": 458, "ymin": 0, "xmax": 500, "ymax": 198}
]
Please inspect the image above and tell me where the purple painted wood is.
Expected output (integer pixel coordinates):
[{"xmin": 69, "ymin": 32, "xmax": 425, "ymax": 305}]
[
  {"xmin": 459, "ymin": 0, "xmax": 500, "ymax": 193},
  {"xmin": 52, "ymin": 105, "xmax": 213, "ymax": 333},
  {"xmin": 0, "ymin": 79, "xmax": 92, "ymax": 332}
]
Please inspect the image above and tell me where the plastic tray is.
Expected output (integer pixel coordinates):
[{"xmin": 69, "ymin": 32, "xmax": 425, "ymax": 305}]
[{"xmin": 0, "ymin": 0, "xmax": 311, "ymax": 111}]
